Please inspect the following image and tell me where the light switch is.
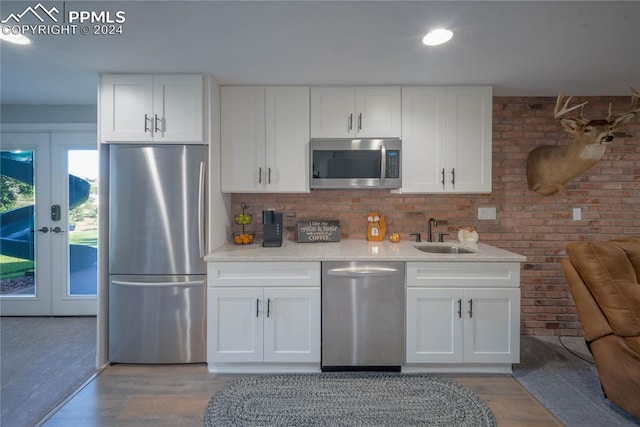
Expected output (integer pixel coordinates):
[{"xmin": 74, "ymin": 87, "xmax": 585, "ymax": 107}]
[
  {"xmin": 478, "ymin": 207, "xmax": 497, "ymax": 220},
  {"xmin": 573, "ymin": 208, "xmax": 582, "ymax": 221}
]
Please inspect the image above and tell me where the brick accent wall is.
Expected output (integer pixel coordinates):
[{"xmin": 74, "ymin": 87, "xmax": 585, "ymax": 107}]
[{"xmin": 230, "ymin": 95, "xmax": 640, "ymax": 336}]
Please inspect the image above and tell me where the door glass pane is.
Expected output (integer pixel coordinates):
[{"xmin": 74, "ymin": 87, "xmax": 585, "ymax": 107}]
[
  {"xmin": 68, "ymin": 150, "xmax": 98, "ymax": 296},
  {"xmin": 0, "ymin": 150, "xmax": 36, "ymax": 296}
]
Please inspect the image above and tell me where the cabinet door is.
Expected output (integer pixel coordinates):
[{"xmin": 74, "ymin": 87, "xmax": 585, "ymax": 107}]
[
  {"xmin": 463, "ymin": 288, "xmax": 520, "ymax": 363},
  {"xmin": 153, "ymin": 75, "xmax": 203, "ymax": 142},
  {"xmin": 406, "ymin": 288, "xmax": 463, "ymax": 363},
  {"xmin": 265, "ymin": 87, "xmax": 310, "ymax": 192},
  {"xmin": 100, "ymin": 74, "xmax": 153, "ymax": 142},
  {"xmin": 207, "ymin": 287, "xmax": 263, "ymax": 363},
  {"xmin": 221, "ymin": 86, "xmax": 266, "ymax": 192},
  {"xmin": 355, "ymin": 87, "xmax": 402, "ymax": 138},
  {"xmin": 399, "ymin": 87, "xmax": 447, "ymax": 193},
  {"xmin": 263, "ymin": 287, "xmax": 320, "ymax": 363},
  {"xmin": 446, "ymin": 86, "xmax": 492, "ymax": 192},
  {"xmin": 310, "ymin": 87, "xmax": 355, "ymax": 138}
]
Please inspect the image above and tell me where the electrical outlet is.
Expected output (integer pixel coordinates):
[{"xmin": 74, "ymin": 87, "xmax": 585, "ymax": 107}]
[
  {"xmin": 573, "ymin": 208, "xmax": 582, "ymax": 221},
  {"xmin": 478, "ymin": 207, "xmax": 497, "ymax": 220}
]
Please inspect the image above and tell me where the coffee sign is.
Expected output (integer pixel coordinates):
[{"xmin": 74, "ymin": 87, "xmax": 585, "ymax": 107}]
[{"xmin": 297, "ymin": 220, "xmax": 340, "ymax": 243}]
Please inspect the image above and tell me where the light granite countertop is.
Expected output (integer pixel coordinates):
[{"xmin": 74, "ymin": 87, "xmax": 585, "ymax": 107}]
[{"xmin": 205, "ymin": 239, "xmax": 526, "ymax": 263}]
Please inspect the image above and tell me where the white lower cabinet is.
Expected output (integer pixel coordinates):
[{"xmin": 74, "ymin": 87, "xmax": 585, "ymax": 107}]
[
  {"xmin": 207, "ymin": 262, "xmax": 321, "ymax": 372},
  {"xmin": 405, "ymin": 262, "xmax": 521, "ymax": 372}
]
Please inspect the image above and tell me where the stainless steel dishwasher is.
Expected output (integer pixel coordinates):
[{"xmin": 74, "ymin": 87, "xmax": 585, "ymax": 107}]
[{"xmin": 321, "ymin": 261, "xmax": 405, "ymax": 371}]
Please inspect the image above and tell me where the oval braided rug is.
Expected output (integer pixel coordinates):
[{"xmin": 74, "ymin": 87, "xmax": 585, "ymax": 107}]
[{"xmin": 203, "ymin": 373, "xmax": 497, "ymax": 426}]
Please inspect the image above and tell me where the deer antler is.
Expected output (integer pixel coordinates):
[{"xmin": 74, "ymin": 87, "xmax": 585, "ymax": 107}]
[
  {"xmin": 607, "ymin": 86, "xmax": 640, "ymax": 121},
  {"xmin": 631, "ymin": 86, "xmax": 640, "ymax": 110},
  {"xmin": 554, "ymin": 93, "xmax": 588, "ymax": 120}
]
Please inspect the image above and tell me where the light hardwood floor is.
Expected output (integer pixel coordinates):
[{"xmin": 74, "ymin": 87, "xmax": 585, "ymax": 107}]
[{"xmin": 42, "ymin": 365, "xmax": 562, "ymax": 426}]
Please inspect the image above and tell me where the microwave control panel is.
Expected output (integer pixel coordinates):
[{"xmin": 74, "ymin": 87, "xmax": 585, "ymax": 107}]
[{"xmin": 386, "ymin": 150, "xmax": 400, "ymax": 178}]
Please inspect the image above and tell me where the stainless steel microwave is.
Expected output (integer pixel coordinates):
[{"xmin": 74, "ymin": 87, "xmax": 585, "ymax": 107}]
[{"xmin": 310, "ymin": 138, "xmax": 401, "ymax": 189}]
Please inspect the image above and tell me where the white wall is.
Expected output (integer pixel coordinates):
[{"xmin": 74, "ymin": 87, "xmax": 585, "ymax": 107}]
[
  {"xmin": 208, "ymin": 76, "xmax": 232, "ymax": 251},
  {"xmin": 1, "ymin": 104, "xmax": 97, "ymax": 124}
]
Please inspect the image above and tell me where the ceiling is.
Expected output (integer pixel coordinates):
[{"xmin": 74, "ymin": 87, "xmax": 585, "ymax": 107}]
[{"xmin": 1, "ymin": 0, "xmax": 639, "ymax": 105}]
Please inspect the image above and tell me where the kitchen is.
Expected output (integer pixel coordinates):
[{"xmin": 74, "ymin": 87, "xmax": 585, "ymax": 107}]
[{"xmin": 1, "ymin": 1, "xmax": 639, "ymax": 425}]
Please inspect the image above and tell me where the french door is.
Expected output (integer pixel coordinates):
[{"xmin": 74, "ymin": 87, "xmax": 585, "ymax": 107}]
[{"xmin": 0, "ymin": 132, "xmax": 98, "ymax": 315}]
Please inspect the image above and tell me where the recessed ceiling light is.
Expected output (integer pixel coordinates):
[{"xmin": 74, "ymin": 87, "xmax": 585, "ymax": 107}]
[
  {"xmin": 422, "ymin": 28, "xmax": 453, "ymax": 46},
  {"xmin": 0, "ymin": 32, "xmax": 31, "ymax": 45}
]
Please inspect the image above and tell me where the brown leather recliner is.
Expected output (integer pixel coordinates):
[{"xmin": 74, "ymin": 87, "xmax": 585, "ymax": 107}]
[{"xmin": 562, "ymin": 238, "xmax": 640, "ymax": 418}]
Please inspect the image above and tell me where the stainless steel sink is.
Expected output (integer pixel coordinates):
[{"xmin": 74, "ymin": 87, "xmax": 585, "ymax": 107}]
[{"xmin": 414, "ymin": 244, "xmax": 476, "ymax": 254}]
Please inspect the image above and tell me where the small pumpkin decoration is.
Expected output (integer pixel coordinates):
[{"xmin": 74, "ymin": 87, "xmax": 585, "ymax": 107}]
[{"xmin": 389, "ymin": 233, "xmax": 401, "ymax": 243}]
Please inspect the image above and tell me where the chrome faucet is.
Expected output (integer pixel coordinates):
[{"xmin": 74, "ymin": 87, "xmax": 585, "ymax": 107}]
[{"xmin": 427, "ymin": 218, "xmax": 438, "ymax": 242}]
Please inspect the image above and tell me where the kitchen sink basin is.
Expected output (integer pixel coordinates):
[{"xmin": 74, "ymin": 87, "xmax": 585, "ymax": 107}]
[{"xmin": 414, "ymin": 244, "xmax": 476, "ymax": 254}]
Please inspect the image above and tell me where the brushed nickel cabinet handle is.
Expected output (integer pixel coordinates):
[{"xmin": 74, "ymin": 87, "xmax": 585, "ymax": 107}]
[
  {"xmin": 154, "ymin": 114, "xmax": 162, "ymax": 133},
  {"xmin": 144, "ymin": 114, "xmax": 151, "ymax": 133}
]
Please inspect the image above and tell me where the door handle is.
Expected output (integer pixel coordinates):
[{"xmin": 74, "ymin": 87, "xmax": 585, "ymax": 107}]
[
  {"xmin": 327, "ymin": 267, "xmax": 399, "ymax": 277},
  {"xmin": 468, "ymin": 299, "xmax": 473, "ymax": 318},
  {"xmin": 32, "ymin": 226, "xmax": 49, "ymax": 233},
  {"xmin": 457, "ymin": 299, "xmax": 462, "ymax": 318},
  {"xmin": 380, "ymin": 144, "xmax": 386, "ymax": 185},
  {"xmin": 198, "ymin": 161, "xmax": 206, "ymax": 257},
  {"xmin": 51, "ymin": 226, "xmax": 65, "ymax": 234}
]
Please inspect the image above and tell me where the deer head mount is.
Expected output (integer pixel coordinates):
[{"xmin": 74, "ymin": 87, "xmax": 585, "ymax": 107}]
[{"xmin": 526, "ymin": 87, "xmax": 639, "ymax": 195}]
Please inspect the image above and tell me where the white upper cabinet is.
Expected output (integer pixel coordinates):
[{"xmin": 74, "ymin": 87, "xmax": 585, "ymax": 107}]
[
  {"xmin": 446, "ymin": 86, "xmax": 492, "ymax": 193},
  {"xmin": 400, "ymin": 86, "xmax": 492, "ymax": 193},
  {"xmin": 100, "ymin": 74, "xmax": 203, "ymax": 143},
  {"xmin": 310, "ymin": 87, "xmax": 401, "ymax": 138},
  {"xmin": 221, "ymin": 86, "xmax": 310, "ymax": 193},
  {"xmin": 221, "ymin": 86, "xmax": 265, "ymax": 192},
  {"xmin": 400, "ymin": 87, "xmax": 448, "ymax": 192},
  {"xmin": 265, "ymin": 87, "xmax": 310, "ymax": 192}
]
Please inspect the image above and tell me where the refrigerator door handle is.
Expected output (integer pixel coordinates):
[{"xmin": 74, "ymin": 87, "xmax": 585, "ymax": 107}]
[
  {"xmin": 198, "ymin": 161, "xmax": 206, "ymax": 258},
  {"xmin": 111, "ymin": 280, "xmax": 206, "ymax": 287}
]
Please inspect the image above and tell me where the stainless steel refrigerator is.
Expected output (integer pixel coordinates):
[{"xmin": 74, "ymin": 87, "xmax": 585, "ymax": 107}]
[{"xmin": 108, "ymin": 144, "xmax": 207, "ymax": 364}]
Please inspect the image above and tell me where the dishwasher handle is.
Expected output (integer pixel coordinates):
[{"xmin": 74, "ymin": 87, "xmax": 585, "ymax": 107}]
[
  {"xmin": 326, "ymin": 266, "xmax": 400, "ymax": 277},
  {"xmin": 111, "ymin": 280, "xmax": 205, "ymax": 287}
]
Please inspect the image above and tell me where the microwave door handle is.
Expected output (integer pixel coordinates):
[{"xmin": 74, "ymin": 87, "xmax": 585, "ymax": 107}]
[{"xmin": 380, "ymin": 144, "xmax": 386, "ymax": 185}]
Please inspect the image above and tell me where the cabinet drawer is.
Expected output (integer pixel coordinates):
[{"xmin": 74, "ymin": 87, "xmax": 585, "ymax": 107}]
[
  {"xmin": 208, "ymin": 262, "xmax": 321, "ymax": 287},
  {"xmin": 407, "ymin": 262, "xmax": 519, "ymax": 288}
]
